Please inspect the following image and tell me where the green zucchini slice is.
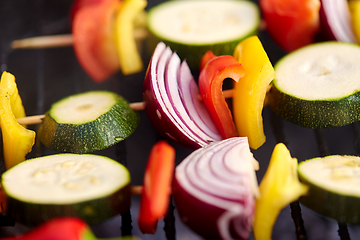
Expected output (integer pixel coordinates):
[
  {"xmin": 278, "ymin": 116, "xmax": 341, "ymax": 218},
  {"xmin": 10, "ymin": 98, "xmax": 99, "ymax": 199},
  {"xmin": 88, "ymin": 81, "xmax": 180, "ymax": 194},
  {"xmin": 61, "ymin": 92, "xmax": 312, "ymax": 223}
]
[
  {"xmin": 38, "ymin": 90, "xmax": 139, "ymax": 154},
  {"xmin": 2, "ymin": 153, "xmax": 131, "ymax": 226},
  {"xmin": 298, "ymin": 155, "xmax": 360, "ymax": 224},
  {"xmin": 268, "ymin": 41, "xmax": 360, "ymax": 129},
  {"xmin": 147, "ymin": 0, "xmax": 260, "ymax": 69}
]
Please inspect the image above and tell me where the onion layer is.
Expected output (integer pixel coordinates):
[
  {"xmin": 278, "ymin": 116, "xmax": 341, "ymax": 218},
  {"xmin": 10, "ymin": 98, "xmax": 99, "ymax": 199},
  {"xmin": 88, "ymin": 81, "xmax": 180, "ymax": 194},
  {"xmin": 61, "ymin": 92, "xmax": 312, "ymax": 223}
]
[
  {"xmin": 318, "ymin": 0, "xmax": 357, "ymax": 43},
  {"xmin": 173, "ymin": 137, "xmax": 259, "ymax": 239},
  {"xmin": 143, "ymin": 42, "xmax": 221, "ymax": 149}
]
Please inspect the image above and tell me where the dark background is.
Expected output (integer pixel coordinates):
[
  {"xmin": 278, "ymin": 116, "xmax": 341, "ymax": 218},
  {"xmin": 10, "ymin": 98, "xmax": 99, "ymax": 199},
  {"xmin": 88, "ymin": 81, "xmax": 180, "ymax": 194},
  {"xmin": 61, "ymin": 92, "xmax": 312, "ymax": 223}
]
[{"xmin": 1, "ymin": 0, "xmax": 360, "ymax": 239}]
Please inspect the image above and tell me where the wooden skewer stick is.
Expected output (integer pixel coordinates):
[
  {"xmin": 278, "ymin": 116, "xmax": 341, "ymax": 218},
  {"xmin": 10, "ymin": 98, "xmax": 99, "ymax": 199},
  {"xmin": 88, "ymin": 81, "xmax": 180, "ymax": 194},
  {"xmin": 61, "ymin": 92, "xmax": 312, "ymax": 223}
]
[
  {"xmin": 11, "ymin": 28, "xmax": 148, "ymax": 49},
  {"xmin": 12, "ymin": 35, "xmax": 74, "ymax": 49},
  {"xmin": 11, "ymin": 20, "xmax": 266, "ymax": 50},
  {"xmin": 17, "ymin": 115, "xmax": 45, "ymax": 125},
  {"xmin": 15, "ymin": 89, "xmax": 234, "ymax": 126},
  {"xmin": 131, "ymin": 185, "xmax": 143, "ymax": 195}
]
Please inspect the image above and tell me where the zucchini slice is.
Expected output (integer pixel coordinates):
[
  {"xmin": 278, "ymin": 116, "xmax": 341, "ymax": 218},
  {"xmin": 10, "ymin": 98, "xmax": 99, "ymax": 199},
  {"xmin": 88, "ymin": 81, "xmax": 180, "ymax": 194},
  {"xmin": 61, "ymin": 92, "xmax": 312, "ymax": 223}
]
[
  {"xmin": 38, "ymin": 91, "xmax": 139, "ymax": 154},
  {"xmin": 268, "ymin": 41, "xmax": 360, "ymax": 129},
  {"xmin": 298, "ymin": 155, "xmax": 360, "ymax": 224},
  {"xmin": 147, "ymin": 0, "xmax": 260, "ymax": 69},
  {"xmin": 2, "ymin": 153, "xmax": 131, "ymax": 226}
]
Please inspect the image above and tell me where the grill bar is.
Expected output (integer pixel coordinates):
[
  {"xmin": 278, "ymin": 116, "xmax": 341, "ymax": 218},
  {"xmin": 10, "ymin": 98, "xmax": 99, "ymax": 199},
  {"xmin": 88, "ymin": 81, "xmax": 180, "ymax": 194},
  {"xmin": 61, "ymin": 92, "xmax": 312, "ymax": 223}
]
[
  {"xmin": 164, "ymin": 196, "xmax": 176, "ymax": 240},
  {"xmin": 315, "ymin": 129, "xmax": 351, "ymax": 240}
]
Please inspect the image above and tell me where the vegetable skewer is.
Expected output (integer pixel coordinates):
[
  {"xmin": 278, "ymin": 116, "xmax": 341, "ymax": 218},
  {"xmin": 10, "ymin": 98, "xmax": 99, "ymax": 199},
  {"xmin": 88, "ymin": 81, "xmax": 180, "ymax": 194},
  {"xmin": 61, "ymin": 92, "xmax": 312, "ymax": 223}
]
[{"xmin": 14, "ymin": 89, "xmax": 234, "ymax": 126}]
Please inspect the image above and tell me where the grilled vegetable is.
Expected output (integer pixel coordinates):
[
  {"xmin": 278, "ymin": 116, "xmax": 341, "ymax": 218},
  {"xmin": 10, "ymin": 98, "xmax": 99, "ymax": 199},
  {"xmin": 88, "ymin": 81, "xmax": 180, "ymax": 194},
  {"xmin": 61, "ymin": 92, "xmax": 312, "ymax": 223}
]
[
  {"xmin": 349, "ymin": 0, "xmax": 360, "ymax": 43},
  {"xmin": 138, "ymin": 141, "xmax": 175, "ymax": 234},
  {"xmin": 72, "ymin": 0, "xmax": 121, "ymax": 82},
  {"xmin": 0, "ymin": 217, "xmax": 139, "ymax": 240},
  {"xmin": 199, "ymin": 52, "xmax": 245, "ymax": 139},
  {"xmin": 173, "ymin": 137, "xmax": 259, "ymax": 240},
  {"xmin": 2, "ymin": 154, "xmax": 131, "ymax": 226},
  {"xmin": 0, "ymin": 217, "xmax": 95, "ymax": 240},
  {"xmin": 259, "ymin": 0, "xmax": 320, "ymax": 52},
  {"xmin": 298, "ymin": 155, "xmax": 360, "ymax": 224},
  {"xmin": 0, "ymin": 71, "xmax": 35, "ymax": 169},
  {"xmin": 143, "ymin": 42, "xmax": 222, "ymax": 149},
  {"xmin": 253, "ymin": 143, "xmax": 308, "ymax": 240},
  {"xmin": 268, "ymin": 41, "xmax": 360, "ymax": 128},
  {"xmin": 38, "ymin": 90, "xmax": 139, "ymax": 154},
  {"xmin": 147, "ymin": 0, "xmax": 260, "ymax": 69},
  {"xmin": 232, "ymin": 35, "xmax": 275, "ymax": 150},
  {"xmin": 72, "ymin": 0, "xmax": 147, "ymax": 82},
  {"xmin": 318, "ymin": 0, "xmax": 357, "ymax": 43},
  {"xmin": 115, "ymin": 0, "xmax": 147, "ymax": 75}
]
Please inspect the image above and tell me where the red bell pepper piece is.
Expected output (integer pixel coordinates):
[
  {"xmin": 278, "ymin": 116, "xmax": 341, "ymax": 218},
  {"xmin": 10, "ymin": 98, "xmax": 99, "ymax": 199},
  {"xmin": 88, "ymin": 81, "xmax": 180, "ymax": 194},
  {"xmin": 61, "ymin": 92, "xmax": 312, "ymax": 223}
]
[
  {"xmin": 199, "ymin": 50, "xmax": 216, "ymax": 70},
  {"xmin": 138, "ymin": 141, "xmax": 175, "ymax": 234},
  {"xmin": 259, "ymin": 0, "xmax": 321, "ymax": 52},
  {"xmin": 198, "ymin": 52, "xmax": 245, "ymax": 139},
  {"xmin": 0, "ymin": 217, "xmax": 94, "ymax": 240},
  {"xmin": 72, "ymin": 0, "xmax": 121, "ymax": 83},
  {"xmin": 0, "ymin": 183, "xmax": 6, "ymax": 214},
  {"xmin": 70, "ymin": 0, "xmax": 104, "ymax": 23}
]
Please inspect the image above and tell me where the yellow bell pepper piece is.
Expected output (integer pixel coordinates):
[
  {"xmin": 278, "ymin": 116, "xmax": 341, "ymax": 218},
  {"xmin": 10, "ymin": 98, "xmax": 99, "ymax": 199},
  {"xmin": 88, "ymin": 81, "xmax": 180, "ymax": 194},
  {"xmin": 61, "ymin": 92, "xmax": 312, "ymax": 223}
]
[
  {"xmin": 0, "ymin": 72, "xmax": 35, "ymax": 169},
  {"xmin": 232, "ymin": 36, "xmax": 275, "ymax": 149},
  {"xmin": 115, "ymin": 0, "xmax": 147, "ymax": 75},
  {"xmin": 349, "ymin": 0, "xmax": 360, "ymax": 44},
  {"xmin": 253, "ymin": 143, "xmax": 308, "ymax": 240}
]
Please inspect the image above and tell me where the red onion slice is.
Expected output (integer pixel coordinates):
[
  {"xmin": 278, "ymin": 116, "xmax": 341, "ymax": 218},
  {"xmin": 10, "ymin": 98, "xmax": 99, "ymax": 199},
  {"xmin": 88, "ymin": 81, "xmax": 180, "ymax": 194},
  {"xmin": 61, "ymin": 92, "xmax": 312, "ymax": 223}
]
[
  {"xmin": 143, "ymin": 42, "xmax": 222, "ymax": 149},
  {"xmin": 165, "ymin": 53, "xmax": 221, "ymax": 145},
  {"xmin": 173, "ymin": 137, "xmax": 258, "ymax": 240},
  {"xmin": 319, "ymin": 0, "xmax": 357, "ymax": 42},
  {"xmin": 178, "ymin": 61, "xmax": 222, "ymax": 141},
  {"xmin": 143, "ymin": 43, "xmax": 198, "ymax": 148}
]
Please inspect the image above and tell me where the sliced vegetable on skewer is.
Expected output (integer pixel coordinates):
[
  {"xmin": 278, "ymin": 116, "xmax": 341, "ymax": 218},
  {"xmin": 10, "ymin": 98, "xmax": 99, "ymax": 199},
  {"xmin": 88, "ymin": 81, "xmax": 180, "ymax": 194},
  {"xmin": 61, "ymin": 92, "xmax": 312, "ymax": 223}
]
[
  {"xmin": 138, "ymin": 140, "xmax": 175, "ymax": 234},
  {"xmin": 13, "ymin": 0, "xmax": 260, "ymax": 72},
  {"xmin": 268, "ymin": 41, "xmax": 360, "ymax": 129},
  {"xmin": 198, "ymin": 53, "xmax": 245, "ymax": 139},
  {"xmin": 12, "ymin": 36, "xmax": 273, "ymax": 153},
  {"xmin": 13, "ymin": 0, "xmax": 147, "ymax": 83},
  {"xmin": 1, "ymin": 153, "xmax": 132, "ymax": 226},
  {"xmin": 260, "ymin": 0, "xmax": 360, "ymax": 52},
  {"xmin": 115, "ymin": 0, "xmax": 147, "ymax": 75},
  {"xmin": 259, "ymin": 0, "xmax": 321, "ymax": 52},
  {"xmin": 349, "ymin": 0, "xmax": 360, "ymax": 43},
  {"xmin": 317, "ymin": 0, "xmax": 357, "ymax": 43},
  {"xmin": 0, "ymin": 217, "xmax": 140, "ymax": 240},
  {"xmin": 72, "ymin": 0, "xmax": 121, "ymax": 82},
  {"xmin": 172, "ymin": 137, "xmax": 259, "ymax": 240},
  {"xmin": 232, "ymin": 35, "xmax": 275, "ymax": 150},
  {"xmin": 37, "ymin": 90, "xmax": 139, "ymax": 154},
  {"xmin": 298, "ymin": 155, "xmax": 360, "ymax": 224},
  {"xmin": 0, "ymin": 71, "xmax": 35, "ymax": 169},
  {"xmin": 143, "ymin": 42, "xmax": 222, "ymax": 149},
  {"xmin": 17, "ymin": 37, "xmax": 273, "ymax": 151},
  {"xmin": 253, "ymin": 143, "xmax": 308, "ymax": 240},
  {"xmin": 147, "ymin": 0, "xmax": 260, "ymax": 69}
]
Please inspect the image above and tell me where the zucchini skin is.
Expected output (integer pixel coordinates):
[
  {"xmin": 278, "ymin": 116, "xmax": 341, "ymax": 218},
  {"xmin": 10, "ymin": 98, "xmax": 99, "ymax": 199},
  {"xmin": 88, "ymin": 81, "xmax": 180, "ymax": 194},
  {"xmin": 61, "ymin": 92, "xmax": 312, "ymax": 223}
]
[
  {"xmin": 299, "ymin": 176, "xmax": 360, "ymax": 224},
  {"xmin": 6, "ymin": 183, "xmax": 132, "ymax": 226},
  {"xmin": 268, "ymin": 85, "xmax": 360, "ymax": 129},
  {"xmin": 38, "ymin": 93, "xmax": 140, "ymax": 154}
]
